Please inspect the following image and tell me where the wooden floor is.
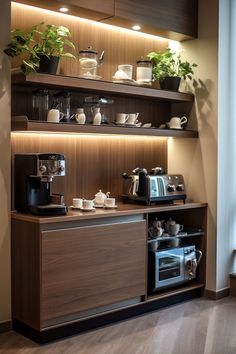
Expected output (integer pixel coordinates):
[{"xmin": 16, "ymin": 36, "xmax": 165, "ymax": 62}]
[{"xmin": 1, "ymin": 296, "xmax": 236, "ymax": 354}]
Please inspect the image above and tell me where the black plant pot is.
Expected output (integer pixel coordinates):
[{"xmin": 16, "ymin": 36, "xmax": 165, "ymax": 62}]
[
  {"xmin": 37, "ymin": 55, "xmax": 59, "ymax": 74},
  {"xmin": 159, "ymin": 76, "xmax": 181, "ymax": 91}
]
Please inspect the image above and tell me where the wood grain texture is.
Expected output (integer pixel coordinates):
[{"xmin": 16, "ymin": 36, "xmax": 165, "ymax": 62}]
[
  {"xmin": 1, "ymin": 297, "xmax": 236, "ymax": 354},
  {"xmin": 11, "ymin": 121, "xmax": 198, "ymax": 138},
  {"xmin": 11, "ymin": 2, "xmax": 169, "ymax": 80},
  {"xmin": 11, "ymin": 73, "xmax": 194, "ymax": 102},
  {"xmin": 11, "ymin": 202, "xmax": 208, "ymax": 224},
  {"xmin": 110, "ymin": 0, "xmax": 198, "ymax": 39},
  {"xmin": 11, "ymin": 133, "xmax": 168, "ymax": 207},
  {"xmin": 11, "ymin": 219, "xmax": 41, "ymax": 330},
  {"xmin": 13, "ymin": 0, "xmax": 198, "ymax": 41},
  {"xmin": 41, "ymin": 220, "xmax": 146, "ymax": 326},
  {"xmin": 13, "ymin": 0, "xmax": 115, "ymax": 21}
]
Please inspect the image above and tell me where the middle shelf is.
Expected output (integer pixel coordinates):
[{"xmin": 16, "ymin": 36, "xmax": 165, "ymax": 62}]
[{"xmin": 11, "ymin": 118, "xmax": 198, "ymax": 137}]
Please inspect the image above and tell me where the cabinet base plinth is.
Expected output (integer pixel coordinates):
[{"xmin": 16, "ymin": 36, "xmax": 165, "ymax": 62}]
[{"xmin": 13, "ymin": 286, "xmax": 203, "ymax": 344}]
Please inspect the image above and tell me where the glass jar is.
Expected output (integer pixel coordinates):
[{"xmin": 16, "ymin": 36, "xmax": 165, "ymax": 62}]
[
  {"xmin": 52, "ymin": 91, "xmax": 71, "ymax": 120},
  {"xmin": 118, "ymin": 64, "xmax": 133, "ymax": 80},
  {"xmin": 136, "ymin": 60, "xmax": 152, "ymax": 83},
  {"xmin": 32, "ymin": 89, "xmax": 49, "ymax": 121}
]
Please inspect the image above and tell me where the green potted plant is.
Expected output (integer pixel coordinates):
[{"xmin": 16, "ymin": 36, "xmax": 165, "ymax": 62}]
[
  {"xmin": 4, "ymin": 23, "xmax": 76, "ymax": 75},
  {"xmin": 147, "ymin": 48, "xmax": 197, "ymax": 91}
]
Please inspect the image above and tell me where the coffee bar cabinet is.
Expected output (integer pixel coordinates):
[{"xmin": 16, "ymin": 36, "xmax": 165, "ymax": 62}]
[
  {"xmin": 11, "ymin": 203, "xmax": 207, "ymax": 343},
  {"xmin": 10, "ymin": 71, "xmax": 206, "ymax": 343},
  {"xmin": 11, "ymin": 214, "xmax": 146, "ymax": 330}
]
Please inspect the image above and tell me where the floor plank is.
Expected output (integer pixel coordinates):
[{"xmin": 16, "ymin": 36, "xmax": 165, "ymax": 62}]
[{"xmin": 1, "ymin": 297, "xmax": 236, "ymax": 354}]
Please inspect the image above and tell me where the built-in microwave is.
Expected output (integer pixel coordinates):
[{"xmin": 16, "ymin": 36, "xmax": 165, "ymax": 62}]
[{"xmin": 148, "ymin": 245, "xmax": 202, "ymax": 292}]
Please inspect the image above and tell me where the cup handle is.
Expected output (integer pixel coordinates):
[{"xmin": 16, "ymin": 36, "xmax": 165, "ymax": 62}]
[
  {"xmin": 135, "ymin": 112, "xmax": 140, "ymax": 119},
  {"xmin": 125, "ymin": 114, "xmax": 129, "ymax": 122},
  {"xmin": 59, "ymin": 112, "xmax": 65, "ymax": 121},
  {"xmin": 180, "ymin": 116, "xmax": 187, "ymax": 125},
  {"xmin": 179, "ymin": 224, "xmax": 184, "ymax": 231}
]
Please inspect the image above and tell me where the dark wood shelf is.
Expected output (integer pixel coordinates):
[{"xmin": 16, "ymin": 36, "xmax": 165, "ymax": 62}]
[
  {"xmin": 11, "ymin": 118, "xmax": 198, "ymax": 138},
  {"xmin": 11, "ymin": 72, "xmax": 195, "ymax": 103},
  {"xmin": 11, "ymin": 202, "xmax": 208, "ymax": 224},
  {"xmin": 147, "ymin": 282, "xmax": 205, "ymax": 302}
]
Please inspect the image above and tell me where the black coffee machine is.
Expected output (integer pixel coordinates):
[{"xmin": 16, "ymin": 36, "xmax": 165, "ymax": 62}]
[{"xmin": 15, "ymin": 153, "xmax": 67, "ymax": 215}]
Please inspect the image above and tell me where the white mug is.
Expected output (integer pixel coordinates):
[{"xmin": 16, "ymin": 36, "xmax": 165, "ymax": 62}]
[
  {"xmin": 127, "ymin": 113, "xmax": 139, "ymax": 124},
  {"xmin": 72, "ymin": 198, "xmax": 83, "ymax": 208},
  {"xmin": 116, "ymin": 113, "xmax": 129, "ymax": 124},
  {"xmin": 83, "ymin": 199, "xmax": 94, "ymax": 209},
  {"xmin": 169, "ymin": 116, "xmax": 187, "ymax": 129},
  {"xmin": 47, "ymin": 109, "xmax": 64, "ymax": 123},
  {"xmin": 75, "ymin": 108, "xmax": 86, "ymax": 124},
  {"xmin": 104, "ymin": 198, "xmax": 116, "ymax": 207}
]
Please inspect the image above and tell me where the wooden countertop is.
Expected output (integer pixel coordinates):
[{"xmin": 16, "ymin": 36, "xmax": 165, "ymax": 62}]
[{"xmin": 11, "ymin": 202, "xmax": 207, "ymax": 224}]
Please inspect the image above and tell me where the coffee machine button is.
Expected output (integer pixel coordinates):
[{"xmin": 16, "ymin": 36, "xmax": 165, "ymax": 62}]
[
  {"xmin": 167, "ymin": 183, "xmax": 176, "ymax": 192},
  {"xmin": 176, "ymin": 183, "xmax": 185, "ymax": 191}
]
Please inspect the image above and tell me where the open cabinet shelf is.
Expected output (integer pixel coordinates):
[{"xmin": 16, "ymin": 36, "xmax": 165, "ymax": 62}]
[
  {"xmin": 147, "ymin": 282, "xmax": 205, "ymax": 302},
  {"xmin": 11, "ymin": 72, "xmax": 195, "ymax": 102},
  {"xmin": 11, "ymin": 73, "xmax": 197, "ymax": 137},
  {"xmin": 11, "ymin": 117, "xmax": 198, "ymax": 137}
]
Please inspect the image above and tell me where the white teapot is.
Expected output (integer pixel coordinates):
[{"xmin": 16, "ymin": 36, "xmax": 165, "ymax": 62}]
[{"xmin": 94, "ymin": 189, "xmax": 110, "ymax": 206}]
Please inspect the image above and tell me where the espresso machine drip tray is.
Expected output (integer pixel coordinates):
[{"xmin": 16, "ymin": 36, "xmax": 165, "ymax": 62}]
[{"xmin": 29, "ymin": 204, "xmax": 68, "ymax": 216}]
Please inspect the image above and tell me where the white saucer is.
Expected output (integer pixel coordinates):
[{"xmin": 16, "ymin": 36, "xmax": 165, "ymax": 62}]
[
  {"xmin": 94, "ymin": 204, "xmax": 104, "ymax": 208},
  {"xmin": 169, "ymin": 126, "xmax": 183, "ymax": 130},
  {"xmin": 69, "ymin": 205, "xmax": 81, "ymax": 210},
  {"xmin": 80, "ymin": 207, "xmax": 96, "ymax": 212},
  {"xmin": 113, "ymin": 122, "xmax": 138, "ymax": 127},
  {"xmin": 103, "ymin": 205, "xmax": 118, "ymax": 209}
]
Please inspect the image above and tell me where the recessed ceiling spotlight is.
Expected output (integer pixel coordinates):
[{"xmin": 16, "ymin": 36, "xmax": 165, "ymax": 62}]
[
  {"xmin": 132, "ymin": 25, "xmax": 141, "ymax": 31},
  {"xmin": 59, "ymin": 7, "xmax": 69, "ymax": 13}
]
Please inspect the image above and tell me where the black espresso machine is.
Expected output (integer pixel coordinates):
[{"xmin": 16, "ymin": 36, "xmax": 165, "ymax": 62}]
[
  {"xmin": 122, "ymin": 167, "xmax": 186, "ymax": 205},
  {"xmin": 15, "ymin": 153, "xmax": 67, "ymax": 215}
]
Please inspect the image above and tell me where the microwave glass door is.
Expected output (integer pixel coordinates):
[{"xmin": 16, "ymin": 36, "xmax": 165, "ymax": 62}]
[{"xmin": 155, "ymin": 248, "xmax": 185, "ymax": 288}]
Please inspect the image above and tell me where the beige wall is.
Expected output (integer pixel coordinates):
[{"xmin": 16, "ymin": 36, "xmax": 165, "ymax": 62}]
[
  {"xmin": 168, "ymin": 0, "xmax": 218, "ymax": 291},
  {"xmin": 0, "ymin": 0, "xmax": 221, "ymax": 324},
  {"xmin": 0, "ymin": 0, "xmax": 11, "ymax": 323}
]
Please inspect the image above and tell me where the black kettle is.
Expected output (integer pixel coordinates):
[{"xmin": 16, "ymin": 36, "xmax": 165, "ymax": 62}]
[{"xmin": 133, "ymin": 168, "xmax": 147, "ymax": 197}]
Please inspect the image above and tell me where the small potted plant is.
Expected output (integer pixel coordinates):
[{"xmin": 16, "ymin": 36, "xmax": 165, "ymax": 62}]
[
  {"xmin": 4, "ymin": 23, "xmax": 76, "ymax": 75},
  {"xmin": 147, "ymin": 48, "xmax": 197, "ymax": 91}
]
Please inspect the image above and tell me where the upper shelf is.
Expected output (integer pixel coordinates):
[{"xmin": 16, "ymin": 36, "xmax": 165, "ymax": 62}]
[{"xmin": 11, "ymin": 73, "xmax": 195, "ymax": 103}]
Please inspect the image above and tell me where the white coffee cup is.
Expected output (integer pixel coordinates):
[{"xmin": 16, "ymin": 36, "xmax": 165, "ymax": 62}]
[
  {"xmin": 127, "ymin": 113, "xmax": 139, "ymax": 124},
  {"xmin": 83, "ymin": 199, "xmax": 94, "ymax": 209},
  {"xmin": 72, "ymin": 198, "xmax": 83, "ymax": 208},
  {"xmin": 47, "ymin": 109, "xmax": 64, "ymax": 123},
  {"xmin": 169, "ymin": 116, "xmax": 187, "ymax": 129},
  {"xmin": 104, "ymin": 198, "xmax": 116, "ymax": 207},
  {"xmin": 116, "ymin": 113, "xmax": 129, "ymax": 124}
]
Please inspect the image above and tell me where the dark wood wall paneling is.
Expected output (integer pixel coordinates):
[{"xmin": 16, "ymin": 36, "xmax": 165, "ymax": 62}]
[
  {"xmin": 11, "ymin": 3, "xmax": 169, "ymax": 208},
  {"xmin": 110, "ymin": 0, "xmax": 198, "ymax": 39},
  {"xmin": 11, "ymin": 133, "xmax": 168, "ymax": 207},
  {"xmin": 11, "ymin": 3, "xmax": 169, "ymax": 80},
  {"xmin": 13, "ymin": 0, "xmax": 198, "ymax": 40},
  {"xmin": 11, "ymin": 87, "xmax": 171, "ymax": 126}
]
